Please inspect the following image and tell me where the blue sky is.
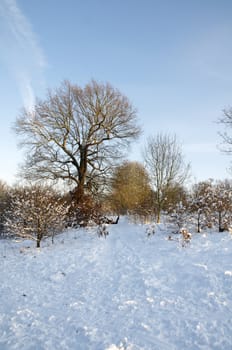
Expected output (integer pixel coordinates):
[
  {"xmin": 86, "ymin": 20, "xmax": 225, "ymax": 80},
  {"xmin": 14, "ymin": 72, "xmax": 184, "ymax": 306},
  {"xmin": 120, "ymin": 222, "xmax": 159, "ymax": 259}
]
[{"xmin": 1, "ymin": 0, "xmax": 232, "ymax": 184}]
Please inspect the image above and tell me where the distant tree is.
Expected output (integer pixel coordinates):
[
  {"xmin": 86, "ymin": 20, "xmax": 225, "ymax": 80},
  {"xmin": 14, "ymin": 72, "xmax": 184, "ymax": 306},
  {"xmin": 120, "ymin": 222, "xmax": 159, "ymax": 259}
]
[
  {"xmin": 109, "ymin": 161, "xmax": 153, "ymax": 217},
  {"xmin": 5, "ymin": 185, "xmax": 69, "ymax": 247},
  {"xmin": 218, "ymin": 107, "xmax": 232, "ymax": 154},
  {"xmin": 163, "ymin": 182, "xmax": 188, "ymax": 213},
  {"xmin": 189, "ymin": 179, "xmax": 214, "ymax": 232},
  {"xmin": 0, "ymin": 180, "xmax": 10, "ymax": 236},
  {"xmin": 168, "ymin": 200, "xmax": 190, "ymax": 233},
  {"xmin": 143, "ymin": 133, "xmax": 190, "ymax": 223},
  {"xmin": 14, "ymin": 80, "xmax": 141, "ymax": 203},
  {"xmin": 218, "ymin": 107, "xmax": 232, "ymax": 173},
  {"xmin": 210, "ymin": 180, "xmax": 232, "ymax": 232}
]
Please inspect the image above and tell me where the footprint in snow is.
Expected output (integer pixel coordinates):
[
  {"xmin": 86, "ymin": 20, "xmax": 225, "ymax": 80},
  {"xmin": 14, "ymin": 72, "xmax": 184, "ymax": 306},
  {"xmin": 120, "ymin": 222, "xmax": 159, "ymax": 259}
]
[{"xmin": 50, "ymin": 271, "xmax": 66, "ymax": 282}]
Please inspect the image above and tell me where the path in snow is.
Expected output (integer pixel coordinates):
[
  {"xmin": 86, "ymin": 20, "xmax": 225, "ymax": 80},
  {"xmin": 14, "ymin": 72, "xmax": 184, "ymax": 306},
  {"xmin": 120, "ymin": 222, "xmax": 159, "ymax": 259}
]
[{"xmin": 0, "ymin": 218, "xmax": 232, "ymax": 349}]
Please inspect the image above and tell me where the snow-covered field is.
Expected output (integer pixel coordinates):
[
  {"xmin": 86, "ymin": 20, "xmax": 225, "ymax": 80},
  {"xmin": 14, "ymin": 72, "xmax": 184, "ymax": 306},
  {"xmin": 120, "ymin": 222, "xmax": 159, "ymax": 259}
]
[{"xmin": 1, "ymin": 218, "xmax": 232, "ymax": 350}]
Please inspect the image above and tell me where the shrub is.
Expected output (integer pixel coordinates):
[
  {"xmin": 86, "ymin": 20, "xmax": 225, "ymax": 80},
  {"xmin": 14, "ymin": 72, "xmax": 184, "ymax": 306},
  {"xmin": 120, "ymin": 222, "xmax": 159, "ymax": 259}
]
[{"xmin": 5, "ymin": 185, "xmax": 69, "ymax": 247}]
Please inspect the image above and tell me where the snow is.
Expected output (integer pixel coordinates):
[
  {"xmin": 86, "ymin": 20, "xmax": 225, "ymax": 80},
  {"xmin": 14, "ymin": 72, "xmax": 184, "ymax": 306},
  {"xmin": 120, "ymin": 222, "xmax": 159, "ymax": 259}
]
[{"xmin": 1, "ymin": 217, "xmax": 232, "ymax": 349}]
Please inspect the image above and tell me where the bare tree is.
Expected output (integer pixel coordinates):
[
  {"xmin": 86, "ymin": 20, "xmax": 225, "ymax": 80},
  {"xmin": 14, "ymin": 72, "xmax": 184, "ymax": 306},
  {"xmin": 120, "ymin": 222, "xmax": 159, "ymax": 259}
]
[
  {"xmin": 218, "ymin": 108, "xmax": 232, "ymax": 174},
  {"xmin": 218, "ymin": 108, "xmax": 232, "ymax": 154},
  {"xmin": 14, "ymin": 80, "xmax": 141, "ymax": 201},
  {"xmin": 5, "ymin": 185, "xmax": 69, "ymax": 248},
  {"xmin": 189, "ymin": 179, "xmax": 214, "ymax": 233},
  {"xmin": 143, "ymin": 133, "xmax": 190, "ymax": 223},
  {"xmin": 210, "ymin": 179, "xmax": 232, "ymax": 232}
]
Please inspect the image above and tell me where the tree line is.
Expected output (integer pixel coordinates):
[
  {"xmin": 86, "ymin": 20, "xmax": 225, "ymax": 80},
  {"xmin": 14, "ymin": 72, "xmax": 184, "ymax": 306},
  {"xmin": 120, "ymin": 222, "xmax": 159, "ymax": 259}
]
[
  {"xmin": 0, "ymin": 79, "xmax": 231, "ymax": 246},
  {"xmin": 1, "ymin": 169, "xmax": 232, "ymax": 247}
]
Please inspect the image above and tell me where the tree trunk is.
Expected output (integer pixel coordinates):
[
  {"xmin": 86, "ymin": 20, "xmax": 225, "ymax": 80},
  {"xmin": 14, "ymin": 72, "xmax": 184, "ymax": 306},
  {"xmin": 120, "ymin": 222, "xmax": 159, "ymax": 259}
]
[
  {"xmin": 156, "ymin": 191, "xmax": 162, "ymax": 223},
  {"xmin": 76, "ymin": 144, "xmax": 88, "ymax": 202},
  {"xmin": 157, "ymin": 209, "xmax": 161, "ymax": 223},
  {"xmin": 37, "ymin": 220, "xmax": 42, "ymax": 248},
  {"xmin": 197, "ymin": 212, "xmax": 201, "ymax": 233},
  {"xmin": 74, "ymin": 184, "xmax": 85, "ymax": 202},
  {"xmin": 36, "ymin": 237, "xmax": 41, "ymax": 248},
  {"xmin": 218, "ymin": 211, "xmax": 224, "ymax": 232}
]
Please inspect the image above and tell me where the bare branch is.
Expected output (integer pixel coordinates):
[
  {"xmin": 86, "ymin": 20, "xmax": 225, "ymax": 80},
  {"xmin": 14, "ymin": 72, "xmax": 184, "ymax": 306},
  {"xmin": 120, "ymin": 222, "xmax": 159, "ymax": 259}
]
[{"xmin": 143, "ymin": 133, "xmax": 190, "ymax": 222}]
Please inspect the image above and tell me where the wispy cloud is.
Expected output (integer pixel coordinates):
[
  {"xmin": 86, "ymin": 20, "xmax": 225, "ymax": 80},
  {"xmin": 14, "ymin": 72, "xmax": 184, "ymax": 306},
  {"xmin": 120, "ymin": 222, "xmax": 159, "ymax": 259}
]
[{"xmin": 0, "ymin": 0, "xmax": 46, "ymax": 110}]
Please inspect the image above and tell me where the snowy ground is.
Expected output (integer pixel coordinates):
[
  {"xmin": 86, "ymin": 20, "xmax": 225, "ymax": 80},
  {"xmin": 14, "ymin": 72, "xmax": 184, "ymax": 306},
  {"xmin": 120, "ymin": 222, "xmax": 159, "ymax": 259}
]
[{"xmin": 1, "ymin": 217, "xmax": 232, "ymax": 350}]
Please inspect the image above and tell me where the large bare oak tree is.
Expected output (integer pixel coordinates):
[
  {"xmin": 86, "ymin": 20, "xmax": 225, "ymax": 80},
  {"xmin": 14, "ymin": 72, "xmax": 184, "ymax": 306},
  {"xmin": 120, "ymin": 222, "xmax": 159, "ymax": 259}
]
[{"xmin": 14, "ymin": 80, "xmax": 141, "ymax": 201}]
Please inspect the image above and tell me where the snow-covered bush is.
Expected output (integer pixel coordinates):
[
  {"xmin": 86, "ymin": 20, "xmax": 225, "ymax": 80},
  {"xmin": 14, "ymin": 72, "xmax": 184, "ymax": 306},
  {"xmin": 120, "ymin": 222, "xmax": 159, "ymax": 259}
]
[
  {"xmin": 167, "ymin": 201, "xmax": 190, "ymax": 233},
  {"xmin": 0, "ymin": 180, "xmax": 10, "ymax": 237},
  {"xmin": 187, "ymin": 179, "xmax": 232, "ymax": 232},
  {"xmin": 5, "ymin": 185, "xmax": 69, "ymax": 247},
  {"xmin": 189, "ymin": 180, "xmax": 214, "ymax": 232},
  {"xmin": 97, "ymin": 223, "xmax": 109, "ymax": 238},
  {"xmin": 180, "ymin": 228, "xmax": 192, "ymax": 241},
  {"xmin": 146, "ymin": 223, "xmax": 156, "ymax": 236},
  {"xmin": 210, "ymin": 180, "xmax": 232, "ymax": 232}
]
